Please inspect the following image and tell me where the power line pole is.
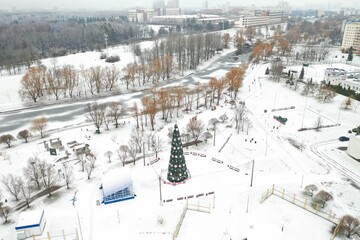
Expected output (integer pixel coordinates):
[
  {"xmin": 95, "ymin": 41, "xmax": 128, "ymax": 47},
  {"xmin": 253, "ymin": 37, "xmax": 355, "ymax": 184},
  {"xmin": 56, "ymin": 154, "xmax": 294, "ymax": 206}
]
[
  {"xmin": 159, "ymin": 175, "xmax": 163, "ymax": 206},
  {"xmin": 143, "ymin": 141, "xmax": 146, "ymax": 166},
  {"xmin": 104, "ymin": 33, "xmax": 109, "ymax": 55},
  {"xmin": 250, "ymin": 159, "xmax": 255, "ymax": 187}
]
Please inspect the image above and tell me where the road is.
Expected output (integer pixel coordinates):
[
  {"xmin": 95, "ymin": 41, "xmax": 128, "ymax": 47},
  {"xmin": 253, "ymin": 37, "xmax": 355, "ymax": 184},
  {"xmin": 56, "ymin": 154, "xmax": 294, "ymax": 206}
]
[{"xmin": 0, "ymin": 50, "xmax": 250, "ymax": 133}]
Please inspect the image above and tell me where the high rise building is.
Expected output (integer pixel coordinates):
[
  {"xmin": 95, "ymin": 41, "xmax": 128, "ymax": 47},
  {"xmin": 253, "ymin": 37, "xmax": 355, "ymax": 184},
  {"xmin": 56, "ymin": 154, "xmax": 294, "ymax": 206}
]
[
  {"xmin": 342, "ymin": 20, "xmax": 360, "ymax": 54},
  {"xmin": 203, "ymin": 0, "xmax": 209, "ymax": 9},
  {"xmin": 167, "ymin": 0, "xmax": 179, "ymax": 8},
  {"xmin": 153, "ymin": 0, "xmax": 165, "ymax": 9}
]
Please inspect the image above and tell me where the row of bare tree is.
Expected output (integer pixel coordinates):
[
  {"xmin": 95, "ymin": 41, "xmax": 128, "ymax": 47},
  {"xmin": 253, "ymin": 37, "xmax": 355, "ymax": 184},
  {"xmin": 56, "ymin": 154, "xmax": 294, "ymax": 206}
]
[
  {"xmin": 0, "ymin": 118, "xmax": 48, "ymax": 149},
  {"xmin": 0, "ymin": 157, "xmax": 74, "ymax": 223},
  {"xmin": 85, "ymin": 64, "xmax": 247, "ymax": 134},
  {"xmin": 19, "ymin": 31, "xmax": 231, "ymax": 103}
]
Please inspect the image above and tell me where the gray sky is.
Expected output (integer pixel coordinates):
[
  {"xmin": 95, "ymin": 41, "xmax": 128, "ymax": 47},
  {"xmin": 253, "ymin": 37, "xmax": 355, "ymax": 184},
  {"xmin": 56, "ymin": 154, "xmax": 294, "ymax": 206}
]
[{"xmin": 0, "ymin": 0, "xmax": 357, "ymax": 10}]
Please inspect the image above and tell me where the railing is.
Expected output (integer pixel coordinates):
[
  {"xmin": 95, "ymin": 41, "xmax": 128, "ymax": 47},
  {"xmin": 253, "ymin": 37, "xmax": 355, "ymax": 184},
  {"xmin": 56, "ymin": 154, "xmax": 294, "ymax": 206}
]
[
  {"xmin": 30, "ymin": 228, "xmax": 79, "ymax": 240},
  {"xmin": 260, "ymin": 185, "xmax": 341, "ymax": 225},
  {"xmin": 173, "ymin": 204, "xmax": 188, "ymax": 240}
]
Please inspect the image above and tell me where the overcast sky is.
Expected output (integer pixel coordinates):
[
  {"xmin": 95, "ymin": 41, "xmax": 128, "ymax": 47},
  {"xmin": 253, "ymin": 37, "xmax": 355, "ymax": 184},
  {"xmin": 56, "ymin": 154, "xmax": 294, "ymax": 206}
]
[{"xmin": 0, "ymin": 0, "xmax": 357, "ymax": 10}]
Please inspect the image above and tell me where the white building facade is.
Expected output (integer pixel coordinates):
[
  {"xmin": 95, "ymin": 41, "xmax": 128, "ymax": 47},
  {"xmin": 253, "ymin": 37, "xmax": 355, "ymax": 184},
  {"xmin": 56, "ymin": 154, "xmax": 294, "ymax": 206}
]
[
  {"xmin": 341, "ymin": 21, "xmax": 360, "ymax": 54},
  {"xmin": 347, "ymin": 136, "xmax": 360, "ymax": 160}
]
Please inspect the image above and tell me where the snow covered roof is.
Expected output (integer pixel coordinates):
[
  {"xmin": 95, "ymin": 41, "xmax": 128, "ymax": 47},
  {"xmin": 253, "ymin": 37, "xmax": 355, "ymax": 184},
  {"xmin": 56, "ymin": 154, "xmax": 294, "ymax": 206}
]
[
  {"xmin": 16, "ymin": 210, "xmax": 45, "ymax": 229},
  {"xmin": 101, "ymin": 167, "xmax": 133, "ymax": 197}
]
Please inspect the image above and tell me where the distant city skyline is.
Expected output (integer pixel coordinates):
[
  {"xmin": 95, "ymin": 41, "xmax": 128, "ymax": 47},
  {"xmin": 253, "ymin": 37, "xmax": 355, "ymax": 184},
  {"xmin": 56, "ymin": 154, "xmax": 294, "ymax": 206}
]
[{"xmin": 0, "ymin": 0, "xmax": 358, "ymax": 10}]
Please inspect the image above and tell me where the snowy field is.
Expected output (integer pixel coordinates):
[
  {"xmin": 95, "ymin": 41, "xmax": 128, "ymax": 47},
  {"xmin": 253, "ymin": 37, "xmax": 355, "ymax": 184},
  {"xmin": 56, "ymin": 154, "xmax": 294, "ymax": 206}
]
[{"xmin": 1, "ymin": 32, "xmax": 360, "ymax": 240}]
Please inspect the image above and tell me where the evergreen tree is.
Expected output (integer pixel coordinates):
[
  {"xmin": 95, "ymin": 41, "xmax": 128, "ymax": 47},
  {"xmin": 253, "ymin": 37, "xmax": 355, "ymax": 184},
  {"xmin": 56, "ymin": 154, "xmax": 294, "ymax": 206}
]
[
  {"xmin": 265, "ymin": 67, "xmax": 269, "ymax": 75},
  {"xmin": 347, "ymin": 47, "xmax": 353, "ymax": 61},
  {"xmin": 167, "ymin": 124, "xmax": 189, "ymax": 183},
  {"xmin": 288, "ymin": 70, "xmax": 291, "ymax": 78},
  {"xmin": 299, "ymin": 67, "xmax": 304, "ymax": 80},
  {"xmin": 290, "ymin": 72, "xmax": 294, "ymax": 81}
]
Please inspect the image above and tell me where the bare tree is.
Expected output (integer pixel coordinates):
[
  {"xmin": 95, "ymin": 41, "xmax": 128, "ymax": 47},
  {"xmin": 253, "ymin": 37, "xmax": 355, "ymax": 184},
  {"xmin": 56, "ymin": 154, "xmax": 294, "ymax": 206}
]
[
  {"xmin": 86, "ymin": 102, "xmax": 106, "ymax": 134},
  {"xmin": 61, "ymin": 65, "xmax": 78, "ymax": 98},
  {"xmin": 39, "ymin": 160, "xmax": 59, "ymax": 197},
  {"xmin": 208, "ymin": 118, "xmax": 220, "ymax": 146},
  {"xmin": 130, "ymin": 127, "xmax": 144, "ymax": 153},
  {"xmin": 46, "ymin": 69, "xmax": 63, "ymax": 100},
  {"xmin": 1, "ymin": 174, "xmax": 23, "ymax": 201},
  {"xmin": 117, "ymin": 146, "xmax": 129, "ymax": 166},
  {"xmin": 338, "ymin": 215, "xmax": 360, "ymax": 238},
  {"xmin": 150, "ymin": 135, "xmax": 164, "ymax": 158},
  {"xmin": 20, "ymin": 181, "xmax": 32, "ymax": 208},
  {"xmin": 0, "ymin": 204, "xmax": 11, "ymax": 223},
  {"xmin": 109, "ymin": 101, "xmax": 126, "ymax": 128},
  {"xmin": 304, "ymin": 184, "xmax": 318, "ymax": 197},
  {"xmin": 104, "ymin": 66, "xmax": 120, "ymax": 92},
  {"xmin": 186, "ymin": 118, "xmax": 205, "ymax": 145},
  {"xmin": 103, "ymin": 111, "xmax": 111, "ymax": 131},
  {"xmin": 88, "ymin": 66, "xmax": 104, "ymax": 94},
  {"xmin": 342, "ymin": 97, "xmax": 352, "ymax": 110},
  {"xmin": 270, "ymin": 59, "xmax": 284, "ymax": 82},
  {"xmin": 234, "ymin": 103, "xmax": 248, "ymax": 133},
  {"xmin": 23, "ymin": 156, "xmax": 42, "ymax": 190},
  {"xmin": 133, "ymin": 102, "xmax": 140, "ymax": 129},
  {"xmin": 85, "ymin": 157, "xmax": 96, "ymax": 179},
  {"xmin": 128, "ymin": 142, "xmax": 138, "ymax": 165},
  {"xmin": 219, "ymin": 113, "xmax": 228, "ymax": 123},
  {"xmin": 104, "ymin": 151, "xmax": 113, "ymax": 163},
  {"xmin": 0, "ymin": 134, "xmax": 15, "ymax": 148},
  {"xmin": 63, "ymin": 163, "xmax": 74, "ymax": 189},
  {"xmin": 317, "ymin": 85, "xmax": 336, "ymax": 102},
  {"xmin": 314, "ymin": 190, "xmax": 333, "ymax": 208},
  {"xmin": 17, "ymin": 130, "xmax": 31, "ymax": 143},
  {"xmin": 19, "ymin": 66, "xmax": 46, "ymax": 102},
  {"xmin": 31, "ymin": 117, "xmax": 48, "ymax": 138},
  {"xmin": 76, "ymin": 152, "xmax": 86, "ymax": 172}
]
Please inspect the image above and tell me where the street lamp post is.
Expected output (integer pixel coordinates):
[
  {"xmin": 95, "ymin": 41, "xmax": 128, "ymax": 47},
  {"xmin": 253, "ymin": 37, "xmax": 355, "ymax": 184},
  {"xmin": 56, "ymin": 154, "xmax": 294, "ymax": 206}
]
[
  {"xmin": 301, "ymin": 94, "xmax": 308, "ymax": 129},
  {"xmin": 265, "ymin": 133, "xmax": 268, "ymax": 156},
  {"xmin": 273, "ymin": 93, "xmax": 278, "ymax": 110},
  {"xmin": 336, "ymin": 108, "xmax": 341, "ymax": 125},
  {"xmin": 143, "ymin": 141, "xmax": 146, "ymax": 166}
]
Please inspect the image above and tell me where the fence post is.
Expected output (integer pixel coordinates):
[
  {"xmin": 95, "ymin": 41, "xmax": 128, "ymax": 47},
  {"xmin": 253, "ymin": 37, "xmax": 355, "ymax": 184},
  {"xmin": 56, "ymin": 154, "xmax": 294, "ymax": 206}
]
[
  {"xmin": 272, "ymin": 184, "xmax": 275, "ymax": 194},
  {"xmin": 282, "ymin": 189, "xmax": 285, "ymax": 199},
  {"xmin": 266, "ymin": 189, "xmax": 269, "ymax": 198},
  {"xmin": 292, "ymin": 194, "xmax": 296, "ymax": 203},
  {"xmin": 304, "ymin": 199, "xmax": 307, "ymax": 209},
  {"xmin": 47, "ymin": 232, "xmax": 51, "ymax": 240}
]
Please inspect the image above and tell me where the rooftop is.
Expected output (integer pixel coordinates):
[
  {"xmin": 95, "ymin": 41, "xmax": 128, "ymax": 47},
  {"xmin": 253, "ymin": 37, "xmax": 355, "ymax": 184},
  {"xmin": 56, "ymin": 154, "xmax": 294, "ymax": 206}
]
[{"xmin": 16, "ymin": 210, "xmax": 44, "ymax": 229}]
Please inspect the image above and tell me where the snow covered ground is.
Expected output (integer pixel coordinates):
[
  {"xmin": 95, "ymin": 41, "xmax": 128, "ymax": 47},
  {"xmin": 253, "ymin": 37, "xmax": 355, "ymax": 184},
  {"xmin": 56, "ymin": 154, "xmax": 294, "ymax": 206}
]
[{"xmin": 1, "ymin": 34, "xmax": 360, "ymax": 240}]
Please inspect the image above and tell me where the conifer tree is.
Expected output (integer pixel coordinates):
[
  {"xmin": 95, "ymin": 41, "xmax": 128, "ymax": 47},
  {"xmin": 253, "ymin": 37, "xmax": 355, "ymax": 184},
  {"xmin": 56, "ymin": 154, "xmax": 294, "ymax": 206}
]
[
  {"xmin": 265, "ymin": 67, "xmax": 269, "ymax": 75},
  {"xmin": 347, "ymin": 47, "xmax": 353, "ymax": 61},
  {"xmin": 299, "ymin": 67, "xmax": 304, "ymax": 80},
  {"xmin": 167, "ymin": 124, "xmax": 189, "ymax": 183}
]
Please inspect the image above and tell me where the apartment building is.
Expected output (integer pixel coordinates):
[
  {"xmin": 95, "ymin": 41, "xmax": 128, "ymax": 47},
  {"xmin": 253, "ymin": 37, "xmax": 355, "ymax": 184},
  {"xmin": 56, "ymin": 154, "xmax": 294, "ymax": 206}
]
[
  {"xmin": 239, "ymin": 10, "xmax": 284, "ymax": 28},
  {"xmin": 341, "ymin": 20, "xmax": 360, "ymax": 54}
]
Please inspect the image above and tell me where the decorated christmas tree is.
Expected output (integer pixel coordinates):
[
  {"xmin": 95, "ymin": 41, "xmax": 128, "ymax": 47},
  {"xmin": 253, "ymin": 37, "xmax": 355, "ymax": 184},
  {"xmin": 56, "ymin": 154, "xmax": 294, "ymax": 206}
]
[{"xmin": 167, "ymin": 124, "xmax": 189, "ymax": 183}]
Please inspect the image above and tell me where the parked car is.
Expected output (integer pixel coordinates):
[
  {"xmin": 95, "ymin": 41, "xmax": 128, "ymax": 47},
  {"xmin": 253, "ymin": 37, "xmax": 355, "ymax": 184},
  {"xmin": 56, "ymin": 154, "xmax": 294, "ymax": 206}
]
[{"xmin": 339, "ymin": 136, "xmax": 350, "ymax": 142}]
